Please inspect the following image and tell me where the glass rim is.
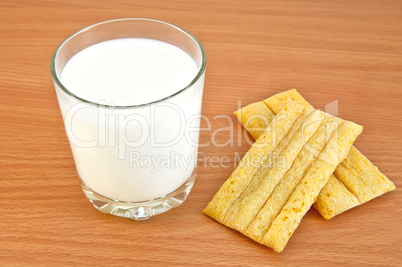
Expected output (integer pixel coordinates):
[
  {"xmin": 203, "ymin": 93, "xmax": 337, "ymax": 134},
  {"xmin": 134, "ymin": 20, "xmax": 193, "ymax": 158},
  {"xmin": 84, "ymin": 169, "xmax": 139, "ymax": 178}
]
[{"xmin": 50, "ymin": 18, "xmax": 207, "ymax": 109}]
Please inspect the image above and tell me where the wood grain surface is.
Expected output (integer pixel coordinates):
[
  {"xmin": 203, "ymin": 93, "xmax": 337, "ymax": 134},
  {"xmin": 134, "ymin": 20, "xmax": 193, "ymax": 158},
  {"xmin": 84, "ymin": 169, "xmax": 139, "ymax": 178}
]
[{"xmin": 1, "ymin": 0, "xmax": 401, "ymax": 266}]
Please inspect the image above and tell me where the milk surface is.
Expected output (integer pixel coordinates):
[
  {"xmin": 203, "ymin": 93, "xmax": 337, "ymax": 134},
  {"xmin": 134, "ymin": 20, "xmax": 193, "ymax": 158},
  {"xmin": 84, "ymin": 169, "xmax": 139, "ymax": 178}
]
[
  {"xmin": 57, "ymin": 38, "xmax": 203, "ymax": 202},
  {"xmin": 61, "ymin": 38, "xmax": 198, "ymax": 105}
]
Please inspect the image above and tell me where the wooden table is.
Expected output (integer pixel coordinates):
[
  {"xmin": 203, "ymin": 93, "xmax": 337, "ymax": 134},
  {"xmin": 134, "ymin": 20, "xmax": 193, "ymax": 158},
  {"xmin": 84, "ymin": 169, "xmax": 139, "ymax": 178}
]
[{"xmin": 1, "ymin": 1, "xmax": 401, "ymax": 266}]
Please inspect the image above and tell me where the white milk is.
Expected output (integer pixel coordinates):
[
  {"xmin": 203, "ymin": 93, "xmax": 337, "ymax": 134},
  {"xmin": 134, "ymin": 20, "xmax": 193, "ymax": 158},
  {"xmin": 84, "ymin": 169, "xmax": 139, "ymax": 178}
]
[{"xmin": 56, "ymin": 38, "xmax": 203, "ymax": 202}]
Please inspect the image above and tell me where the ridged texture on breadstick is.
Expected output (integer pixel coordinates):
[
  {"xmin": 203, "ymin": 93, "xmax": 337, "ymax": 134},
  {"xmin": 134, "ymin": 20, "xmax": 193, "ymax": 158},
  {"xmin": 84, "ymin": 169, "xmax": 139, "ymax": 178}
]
[
  {"xmin": 233, "ymin": 89, "xmax": 395, "ymax": 219},
  {"xmin": 225, "ymin": 108, "xmax": 323, "ymax": 232},
  {"xmin": 261, "ymin": 121, "xmax": 363, "ymax": 252},
  {"xmin": 203, "ymin": 103, "xmax": 304, "ymax": 223},
  {"xmin": 245, "ymin": 116, "xmax": 340, "ymax": 241},
  {"xmin": 333, "ymin": 146, "xmax": 396, "ymax": 203},
  {"xmin": 205, "ymin": 101, "xmax": 363, "ymax": 252}
]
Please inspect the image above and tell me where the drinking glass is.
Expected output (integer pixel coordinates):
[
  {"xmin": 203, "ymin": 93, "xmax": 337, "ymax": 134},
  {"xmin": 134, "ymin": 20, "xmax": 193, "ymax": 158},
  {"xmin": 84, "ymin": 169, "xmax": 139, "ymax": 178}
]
[{"xmin": 50, "ymin": 18, "xmax": 206, "ymax": 220}]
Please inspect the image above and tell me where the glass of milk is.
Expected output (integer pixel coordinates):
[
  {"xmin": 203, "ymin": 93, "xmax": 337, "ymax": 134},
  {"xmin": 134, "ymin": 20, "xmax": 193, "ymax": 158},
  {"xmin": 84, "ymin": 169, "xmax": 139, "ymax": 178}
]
[{"xmin": 50, "ymin": 18, "xmax": 206, "ymax": 220}]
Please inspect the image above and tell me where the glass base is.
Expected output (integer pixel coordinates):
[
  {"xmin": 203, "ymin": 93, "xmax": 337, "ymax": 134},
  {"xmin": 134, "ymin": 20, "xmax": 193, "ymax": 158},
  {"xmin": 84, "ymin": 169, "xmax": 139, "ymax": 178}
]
[{"xmin": 79, "ymin": 171, "xmax": 196, "ymax": 220}]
